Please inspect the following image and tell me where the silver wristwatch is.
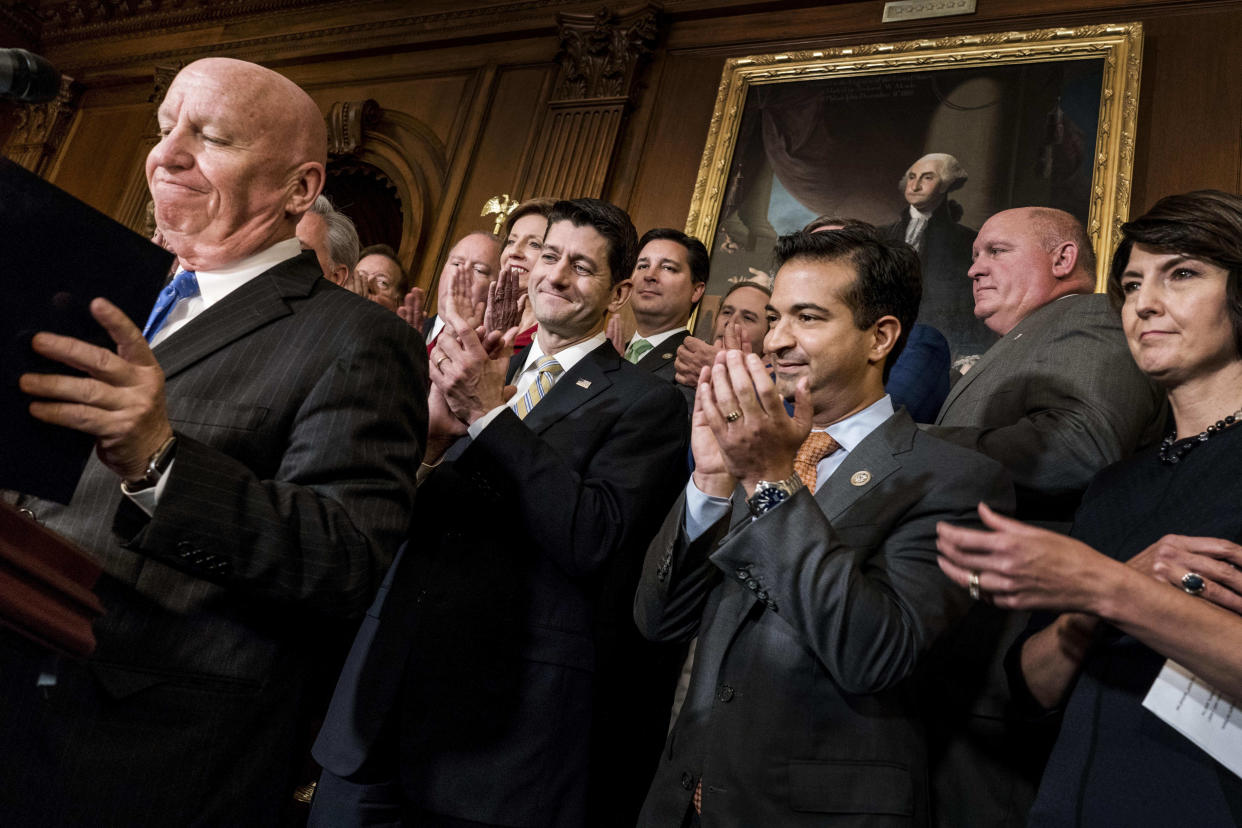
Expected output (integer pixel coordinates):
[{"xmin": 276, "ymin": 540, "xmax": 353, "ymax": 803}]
[{"xmin": 746, "ymin": 472, "xmax": 803, "ymax": 517}]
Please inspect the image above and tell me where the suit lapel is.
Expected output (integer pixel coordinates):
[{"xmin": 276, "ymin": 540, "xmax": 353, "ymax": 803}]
[
  {"xmin": 519, "ymin": 342, "xmax": 616, "ymax": 434},
  {"xmin": 635, "ymin": 330, "xmax": 688, "ymax": 374},
  {"xmin": 154, "ymin": 253, "xmax": 318, "ymax": 380},
  {"xmin": 813, "ymin": 412, "xmax": 910, "ymax": 521}
]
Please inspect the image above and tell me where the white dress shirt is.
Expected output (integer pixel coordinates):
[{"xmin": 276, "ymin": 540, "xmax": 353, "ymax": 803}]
[
  {"xmin": 129, "ymin": 237, "xmax": 304, "ymax": 514},
  {"xmin": 627, "ymin": 325, "xmax": 687, "ymax": 353},
  {"xmin": 684, "ymin": 394, "xmax": 895, "ymax": 540},
  {"xmin": 904, "ymin": 205, "xmax": 935, "ymax": 251},
  {"xmin": 466, "ymin": 331, "xmax": 607, "ymax": 438}
]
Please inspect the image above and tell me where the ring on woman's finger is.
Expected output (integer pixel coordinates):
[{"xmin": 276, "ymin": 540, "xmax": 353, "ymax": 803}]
[
  {"xmin": 436, "ymin": 356, "xmax": 450, "ymax": 370},
  {"xmin": 969, "ymin": 571, "xmax": 982, "ymax": 601},
  {"xmin": 725, "ymin": 410, "xmax": 742, "ymax": 423},
  {"xmin": 1182, "ymin": 571, "xmax": 1207, "ymax": 596}
]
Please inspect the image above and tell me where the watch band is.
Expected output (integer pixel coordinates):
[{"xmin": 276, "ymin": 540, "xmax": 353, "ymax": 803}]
[
  {"xmin": 120, "ymin": 434, "xmax": 178, "ymax": 495},
  {"xmin": 746, "ymin": 472, "xmax": 803, "ymax": 517}
]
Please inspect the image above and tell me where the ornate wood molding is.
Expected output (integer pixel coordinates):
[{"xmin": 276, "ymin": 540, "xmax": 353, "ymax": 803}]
[
  {"xmin": 526, "ymin": 3, "xmax": 661, "ymax": 199},
  {"xmin": 326, "ymin": 98, "xmax": 382, "ymax": 158},
  {"xmin": 4, "ymin": 75, "xmax": 80, "ymax": 175}
]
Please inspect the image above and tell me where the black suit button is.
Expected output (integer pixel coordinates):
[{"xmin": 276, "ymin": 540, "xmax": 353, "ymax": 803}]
[
  {"xmin": 735, "ymin": 569, "xmax": 749, "ymax": 581},
  {"xmin": 757, "ymin": 590, "xmax": 768, "ymax": 601},
  {"xmin": 681, "ymin": 772, "xmax": 694, "ymax": 790},
  {"xmin": 717, "ymin": 684, "xmax": 735, "ymax": 702},
  {"xmin": 765, "ymin": 599, "xmax": 778, "ymax": 612},
  {"xmin": 745, "ymin": 578, "xmax": 759, "ymax": 591}
]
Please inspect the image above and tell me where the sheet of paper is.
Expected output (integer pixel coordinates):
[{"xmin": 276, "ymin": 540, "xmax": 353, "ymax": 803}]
[{"xmin": 1142, "ymin": 658, "xmax": 1242, "ymax": 780}]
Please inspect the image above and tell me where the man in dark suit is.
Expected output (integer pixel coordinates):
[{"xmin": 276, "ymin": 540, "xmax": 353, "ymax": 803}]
[
  {"xmin": 0, "ymin": 58, "xmax": 427, "ymax": 825},
  {"xmin": 418, "ymin": 231, "xmax": 501, "ymax": 350},
  {"xmin": 886, "ymin": 153, "xmax": 991, "ymax": 362},
  {"xmin": 921, "ymin": 206, "xmax": 1165, "ymax": 827},
  {"xmin": 311, "ymin": 198, "xmax": 690, "ymax": 827},
  {"xmin": 635, "ymin": 226, "xmax": 1013, "ymax": 826},
  {"xmin": 623, "ymin": 228, "xmax": 709, "ymax": 406}
]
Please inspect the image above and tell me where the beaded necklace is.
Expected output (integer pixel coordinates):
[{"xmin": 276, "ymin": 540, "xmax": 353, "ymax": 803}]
[{"xmin": 1158, "ymin": 407, "xmax": 1242, "ymax": 464}]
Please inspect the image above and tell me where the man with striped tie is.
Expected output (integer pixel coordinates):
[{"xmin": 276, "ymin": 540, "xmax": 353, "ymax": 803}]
[
  {"xmin": 2, "ymin": 58, "xmax": 426, "ymax": 825},
  {"xmin": 634, "ymin": 225, "xmax": 1014, "ymax": 827},
  {"xmin": 311, "ymin": 198, "xmax": 691, "ymax": 827}
]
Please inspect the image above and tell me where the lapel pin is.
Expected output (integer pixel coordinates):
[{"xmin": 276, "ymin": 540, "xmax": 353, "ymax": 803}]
[
  {"xmin": 576, "ymin": 378, "xmax": 592, "ymax": 389},
  {"xmin": 662, "ymin": 352, "xmax": 673, "ymax": 359},
  {"xmin": 850, "ymin": 470, "xmax": 871, "ymax": 487}
]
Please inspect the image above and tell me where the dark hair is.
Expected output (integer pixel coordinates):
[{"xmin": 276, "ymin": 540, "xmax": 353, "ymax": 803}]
[
  {"xmin": 546, "ymin": 198, "xmax": 638, "ymax": 286},
  {"xmin": 502, "ymin": 197, "xmax": 557, "ymax": 239},
  {"xmin": 801, "ymin": 215, "xmax": 873, "ymax": 234},
  {"xmin": 636, "ymin": 227, "xmax": 710, "ymax": 285},
  {"xmin": 359, "ymin": 243, "xmax": 409, "ymax": 294},
  {"xmin": 721, "ymin": 280, "xmax": 771, "ymax": 303},
  {"xmin": 1108, "ymin": 190, "xmax": 1242, "ymax": 356},
  {"xmin": 772, "ymin": 226, "xmax": 922, "ymax": 381}
]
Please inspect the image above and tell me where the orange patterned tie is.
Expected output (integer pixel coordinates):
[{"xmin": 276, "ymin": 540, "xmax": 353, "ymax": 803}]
[{"xmin": 793, "ymin": 431, "xmax": 841, "ymax": 492}]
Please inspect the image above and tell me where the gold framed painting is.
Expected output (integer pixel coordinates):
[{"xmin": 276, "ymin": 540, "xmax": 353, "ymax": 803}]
[{"xmin": 685, "ymin": 22, "xmax": 1143, "ymax": 362}]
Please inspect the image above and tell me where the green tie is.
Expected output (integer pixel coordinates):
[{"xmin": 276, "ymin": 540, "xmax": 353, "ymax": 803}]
[
  {"xmin": 513, "ymin": 356, "xmax": 564, "ymax": 419},
  {"xmin": 625, "ymin": 338, "xmax": 653, "ymax": 364}
]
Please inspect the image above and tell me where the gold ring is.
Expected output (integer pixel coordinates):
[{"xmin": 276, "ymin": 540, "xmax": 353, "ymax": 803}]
[
  {"xmin": 725, "ymin": 410, "xmax": 741, "ymax": 423},
  {"xmin": 436, "ymin": 356, "xmax": 450, "ymax": 370},
  {"xmin": 969, "ymin": 571, "xmax": 981, "ymax": 601}
]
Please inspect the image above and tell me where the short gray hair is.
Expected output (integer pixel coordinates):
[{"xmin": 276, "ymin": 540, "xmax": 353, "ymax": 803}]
[
  {"xmin": 307, "ymin": 195, "xmax": 361, "ymax": 271},
  {"xmin": 898, "ymin": 153, "xmax": 968, "ymax": 193}
]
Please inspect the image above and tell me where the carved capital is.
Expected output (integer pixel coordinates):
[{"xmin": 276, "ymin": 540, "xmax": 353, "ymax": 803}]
[
  {"xmin": 553, "ymin": 4, "xmax": 660, "ymax": 103},
  {"xmin": 6, "ymin": 76, "xmax": 80, "ymax": 174},
  {"xmin": 326, "ymin": 98, "xmax": 382, "ymax": 157},
  {"xmin": 150, "ymin": 63, "xmax": 182, "ymax": 108}
]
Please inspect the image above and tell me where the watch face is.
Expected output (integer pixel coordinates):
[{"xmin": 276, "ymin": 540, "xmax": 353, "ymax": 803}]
[{"xmin": 750, "ymin": 483, "xmax": 791, "ymax": 515}]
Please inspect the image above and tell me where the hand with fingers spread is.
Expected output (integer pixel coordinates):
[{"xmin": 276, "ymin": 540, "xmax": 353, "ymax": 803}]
[
  {"xmin": 936, "ymin": 502, "xmax": 1112, "ymax": 612},
  {"xmin": 698, "ymin": 349, "xmax": 811, "ymax": 496},
  {"xmin": 19, "ymin": 298, "xmax": 174, "ymax": 482},
  {"xmin": 689, "ymin": 364, "xmax": 735, "ymax": 498},
  {"xmin": 429, "ymin": 308, "xmax": 512, "ymax": 425},
  {"xmin": 674, "ymin": 335, "xmax": 719, "ymax": 388},
  {"xmin": 484, "ymin": 264, "xmax": 521, "ymax": 337},
  {"xmin": 398, "ymin": 286, "xmax": 427, "ymax": 330}
]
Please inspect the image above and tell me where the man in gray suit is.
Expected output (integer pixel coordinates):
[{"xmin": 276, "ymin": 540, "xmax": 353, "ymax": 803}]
[
  {"xmin": 2, "ymin": 58, "xmax": 426, "ymax": 825},
  {"xmin": 635, "ymin": 226, "xmax": 1013, "ymax": 826},
  {"xmin": 922, "ymin": 206, "xmax": 1164, "ymax": 827}
]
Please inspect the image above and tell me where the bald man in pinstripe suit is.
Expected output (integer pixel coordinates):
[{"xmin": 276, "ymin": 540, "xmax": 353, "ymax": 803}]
[{"xmin": 1, "ymin": 58, "xmax": 427, "ymax": 826}]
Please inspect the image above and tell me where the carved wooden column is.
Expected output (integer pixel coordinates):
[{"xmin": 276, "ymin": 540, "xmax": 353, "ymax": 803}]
[
  {"xmin": 4, "ymin": 76, "xmax": 79, "ymax": 176},
  {"xmin": 526, "ymin": 4, "xmax": 659, "ymax": 200},
  {"xmin": 116, "ymin": 64, "xmax": 181, "ymax": 233}
]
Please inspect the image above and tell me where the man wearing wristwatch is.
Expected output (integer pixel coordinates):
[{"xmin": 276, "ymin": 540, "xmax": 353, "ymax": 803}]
[
  {"xmin": 634, "ymin": 225, "xmax": 1014, "ymax": 826},
  {"xmin": 1, "ymin": 59, "xmax": 426, "ymax": 826}
]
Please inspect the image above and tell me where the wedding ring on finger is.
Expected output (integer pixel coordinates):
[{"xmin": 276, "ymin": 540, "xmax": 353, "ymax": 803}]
[
  {"xmin": 1182, "ymin": 571, "xmax": 1207, "ymax": 596},
  {"xmin": 725, "ymin": 410, "xmax": 741, "ymax": 423},
  {"xmin": 969, "ymin": 571, "xmax": 982, "ymax": 601},
  {"xmin": 436, "ymin": 356, "xmax": 450, "ymax": 370}
]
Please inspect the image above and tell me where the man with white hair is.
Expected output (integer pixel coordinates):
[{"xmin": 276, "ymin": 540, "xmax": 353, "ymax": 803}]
[
  {"xmin": 887, "ymin": 151, "xmax": 989, "ymax": 361},
  {"xmin": 297, "ymin": 193, "xmax": 363, "ymax": 295},
  {"xmin": 1, "ymin": 57, "xmax": 426, "ymax": 825}
]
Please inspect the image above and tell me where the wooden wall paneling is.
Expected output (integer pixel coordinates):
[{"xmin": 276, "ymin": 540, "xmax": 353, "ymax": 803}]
[
  {"xmin": 40, "ymin": 104, "xmax": 152, "ymax": 219},
  {"xmin": 1127, "ymin": 8, "xmax": 1242, "ymax": 213}
]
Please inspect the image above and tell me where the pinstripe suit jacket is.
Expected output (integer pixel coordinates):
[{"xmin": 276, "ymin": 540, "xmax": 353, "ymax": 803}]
[{"xmin": 0, "ymin": 251, "xmax": 428, "ymax": 827}]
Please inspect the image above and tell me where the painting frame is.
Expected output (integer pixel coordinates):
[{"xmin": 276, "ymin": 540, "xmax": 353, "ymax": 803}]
[{"xmin": 684, "ymin": 23, "xmax": 1144, "ymax": 354}]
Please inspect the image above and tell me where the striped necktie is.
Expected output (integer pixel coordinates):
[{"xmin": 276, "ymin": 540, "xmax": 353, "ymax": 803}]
[
  {"xmin": 625, "ymin": 338, "xmax": 653, "ymax": 364},
  {"xmin": 143, "ymin": 269, "xmax": 200, "ymax": 342},
  {"xmin": 513, "ymin": 355, "xmax": 563, "ymax": 419}
]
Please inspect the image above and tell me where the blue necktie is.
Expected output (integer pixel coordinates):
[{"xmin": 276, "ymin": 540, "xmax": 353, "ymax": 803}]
[{"xmin": 143, "ymin": 269, "xmax": 200, "ymax": 342}]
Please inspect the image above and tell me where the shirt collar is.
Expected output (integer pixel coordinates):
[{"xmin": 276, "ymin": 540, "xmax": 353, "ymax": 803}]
[
  {"xmin": 630, "ymin": 325, "xmax": 687, "ymax": 350},
  {"xmin": 908, "ymin": 204, "xmax": 935, "ymax": 222},
  {"xmin": 522, "ymin": 331, "xmax": 607, "ymax": 376},
  {"xmin": 190, "ymin": 238, "xmax": 302, "ymax": 308},
  {"xmin": 821, "ymin": 394, "xmax": 894, "ymax": 453}
]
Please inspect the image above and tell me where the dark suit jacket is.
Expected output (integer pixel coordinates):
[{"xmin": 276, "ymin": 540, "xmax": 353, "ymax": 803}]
[
  {"xmin": 921, "ymin": 292, "xmax": 1164, "ymax": 827},
  {"xmin": 635, "ymin": 410, "xmax": 1014, "ymax": 827},
  {"xmin": 887, "ymin": 202, "xmax": 989, "ymax": 361},
  {"xmin": 886, "ymin": 323, "xmax": 950, "ymax": 423},
  {"xmin": 313, "ymin": 341, "xmax": 690, "ymax": 827},
  {"xmin": 0, "ymin": 251, "xmax": 427, "ymax": 826},
  {"xmin": 633, "ymin": 328, "xmax": 695, "ymax": 409}
]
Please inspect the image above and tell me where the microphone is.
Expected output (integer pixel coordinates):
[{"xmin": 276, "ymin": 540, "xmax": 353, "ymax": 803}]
[{"xmin": 0, "ymin": 49, "xmax": 62, "ymax": 104}]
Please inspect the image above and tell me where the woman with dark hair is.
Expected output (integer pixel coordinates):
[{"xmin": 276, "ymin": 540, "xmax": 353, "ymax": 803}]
[
  {"xmin": 500, "ymin": 196, "xmax": 556, "ymax": 352},
  {"xmin": 936, "ymin": 190, "xmax": 1242, "ymax": 826}
]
